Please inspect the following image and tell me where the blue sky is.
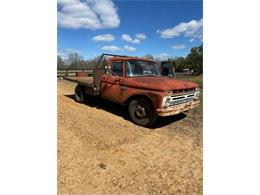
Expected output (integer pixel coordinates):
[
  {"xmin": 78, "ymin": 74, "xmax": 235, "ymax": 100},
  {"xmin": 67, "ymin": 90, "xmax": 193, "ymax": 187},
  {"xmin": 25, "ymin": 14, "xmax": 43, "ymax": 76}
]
[{"xmin": 58, "ymin": 0, "xmax": 202, "ymax": 60}]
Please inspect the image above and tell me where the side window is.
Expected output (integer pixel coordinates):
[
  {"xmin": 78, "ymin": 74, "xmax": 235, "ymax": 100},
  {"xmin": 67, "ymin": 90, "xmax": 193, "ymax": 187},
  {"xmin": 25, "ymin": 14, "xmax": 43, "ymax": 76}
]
[{"xmin": 111, "ymin": 62, "xmax": 123, "ymax": 76}]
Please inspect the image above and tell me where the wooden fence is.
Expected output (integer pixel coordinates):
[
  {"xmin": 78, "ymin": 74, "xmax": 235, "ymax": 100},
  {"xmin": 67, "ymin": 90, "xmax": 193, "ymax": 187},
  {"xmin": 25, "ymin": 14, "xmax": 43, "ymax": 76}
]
[{"xmin": 57, "ymin": 69, "xmax": 191, "ymax": 78}]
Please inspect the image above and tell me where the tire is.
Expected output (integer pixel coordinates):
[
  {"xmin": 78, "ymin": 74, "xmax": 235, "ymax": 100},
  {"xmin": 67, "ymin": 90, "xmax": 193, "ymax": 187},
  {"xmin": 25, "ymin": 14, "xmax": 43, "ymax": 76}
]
[
  {"xmin": 128, "ymin": 97, "xmax": 157, "ymax": 127},
  {"xmin": 75, "ymin": 85, "xmax": 85, "ymax": 103}
]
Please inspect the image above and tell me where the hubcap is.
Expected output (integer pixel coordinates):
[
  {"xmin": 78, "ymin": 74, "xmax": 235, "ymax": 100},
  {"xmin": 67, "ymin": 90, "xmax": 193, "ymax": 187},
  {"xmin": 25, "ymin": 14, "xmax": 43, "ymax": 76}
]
[
  {"xmin": 135, "ymin": 105, "xmax": 146, "ymax": 118},
  {"xmin": 76, "ymin": 88, "xmax": 83, "ymax": 98}
]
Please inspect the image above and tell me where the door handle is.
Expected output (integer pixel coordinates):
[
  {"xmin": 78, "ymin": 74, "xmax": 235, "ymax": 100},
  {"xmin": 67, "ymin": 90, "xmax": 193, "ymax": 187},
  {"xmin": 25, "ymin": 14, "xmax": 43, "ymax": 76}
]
[{"xmin": 120, "ymin": 86, "xmax": 127, "ymax": 90}]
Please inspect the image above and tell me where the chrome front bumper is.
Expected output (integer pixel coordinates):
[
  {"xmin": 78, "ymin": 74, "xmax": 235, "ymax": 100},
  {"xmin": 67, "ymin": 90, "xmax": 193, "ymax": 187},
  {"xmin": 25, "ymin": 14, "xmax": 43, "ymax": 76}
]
[{"xmin": 156, "ymin": 100, "xmax": 200, "ymax": 117}]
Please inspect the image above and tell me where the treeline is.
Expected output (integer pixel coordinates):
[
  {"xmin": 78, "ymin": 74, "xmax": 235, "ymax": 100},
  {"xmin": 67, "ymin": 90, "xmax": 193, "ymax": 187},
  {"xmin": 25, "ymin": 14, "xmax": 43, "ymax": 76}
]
[
  {"xmin": 57, "ymin": 53, "xmax": 99, "ymax": 69},
  {"xmin": 174, "ymin": 44, "xmax": 203, "ymax": 73},
  {"xmin": 143, "ymin": 45, "xmax": 203, "ymax": 74},
  {"xmin": 57, "ymin": 44, "xmax": 203, "ymax": 74}
]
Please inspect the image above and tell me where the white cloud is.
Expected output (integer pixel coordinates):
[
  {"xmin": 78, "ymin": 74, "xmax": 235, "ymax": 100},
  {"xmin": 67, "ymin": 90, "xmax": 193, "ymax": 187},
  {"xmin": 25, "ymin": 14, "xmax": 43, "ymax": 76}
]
[
  {"xmin": 100, "ymin": 45, "xmax": 136, "ymax": 52},
  {"xmin": 172, "ymin": 44, "xmax": 186, "ymax": 49},
  {"xmin": 121, "ymin": 34, "xmax": 140, "ymax": 44},
  {"xmin": 124, "ymin": 45, "xmax": 136, "ymax": 52},
  {"xmin": 58, "ymin": 48, "xmax": 83, "ymax": 59},
  {"xmin": 92, "ymin": 34, "xmax": 115, "ymax": 42},
  {"xmin": 100, "ymin": 45, "xmax": 122, "ymax": 52},
  {"xmin": 57, "ymin": 0, "xmax": 120, "ymax": 30},
  {"xmin": 135, "ymin": 33, "xmax": 147, "ymax": 40},
  {"xmin": 157, "ymin": 18, "xmax": 203, "ymax": 40},
  {"xmin": 155, "ymin": 53, "xmax": 171, "ymax": 61},
  {"xmin": 121, "ymin": 34, "xmax": 132, "ymax": 42},
  {"xmin": 189, "ymin": 38, "xmax": 195, "ymax": 42},
  {"xmin": 132, "ymin": 39, "xmax": 140, "ymax": 44},
  {"xmin": 65, "ymin": 48, "xmax": 82, "ymax": 54},
  {"xmin": 57, "ymin": 51, "xmax": 67, "ymax": 60}
]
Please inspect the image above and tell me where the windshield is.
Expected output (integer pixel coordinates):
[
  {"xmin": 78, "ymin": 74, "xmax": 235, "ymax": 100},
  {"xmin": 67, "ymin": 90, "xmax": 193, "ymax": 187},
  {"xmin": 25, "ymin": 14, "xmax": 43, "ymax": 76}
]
[{"xmin": 126, "ymin": 60, "xmax": 160, "ymax": 77}]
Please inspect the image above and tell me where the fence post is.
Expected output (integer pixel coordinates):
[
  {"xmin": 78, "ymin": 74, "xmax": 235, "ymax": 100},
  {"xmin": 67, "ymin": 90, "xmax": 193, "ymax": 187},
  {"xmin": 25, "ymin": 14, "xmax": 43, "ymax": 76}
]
[{"xmin": 66, "ymin": 69, "xmax": 68, "ymax": 77}]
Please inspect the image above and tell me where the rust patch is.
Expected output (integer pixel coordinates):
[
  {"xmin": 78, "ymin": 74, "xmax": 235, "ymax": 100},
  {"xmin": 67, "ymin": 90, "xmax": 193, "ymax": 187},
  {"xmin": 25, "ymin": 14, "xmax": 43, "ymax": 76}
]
[
  {"xmin": 157, "ymin": 100, "xmax": 200, "ymax": 117},
  {"xmin": 120, "ymin": 77, "xmax": 198, "ymax": 91}
]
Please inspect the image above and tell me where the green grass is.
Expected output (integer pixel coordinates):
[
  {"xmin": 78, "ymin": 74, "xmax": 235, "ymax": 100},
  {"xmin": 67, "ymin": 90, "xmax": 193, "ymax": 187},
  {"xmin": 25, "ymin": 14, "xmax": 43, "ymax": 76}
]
[
  {"xmin": 179, "ymin": 75, "xmax": 203, "ymax": 128},
  {"xmin": 179, "ymin": 75, "xmax": 203, "ymax": 89}
]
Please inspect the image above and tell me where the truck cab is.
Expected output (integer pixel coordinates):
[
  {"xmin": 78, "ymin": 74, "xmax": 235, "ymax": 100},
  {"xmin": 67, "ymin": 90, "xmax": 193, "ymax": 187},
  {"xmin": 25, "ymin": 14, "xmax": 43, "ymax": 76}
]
[{"xmin": 69, "ymin": 54, "xmax": 200, "ymax": 127}]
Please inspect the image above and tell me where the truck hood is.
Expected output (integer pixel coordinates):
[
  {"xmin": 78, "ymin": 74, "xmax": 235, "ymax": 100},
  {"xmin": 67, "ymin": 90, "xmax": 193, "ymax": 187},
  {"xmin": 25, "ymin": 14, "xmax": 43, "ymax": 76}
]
[{"xmin": 121, "ymin": 76, "xmax": 198, "ymax": 91}]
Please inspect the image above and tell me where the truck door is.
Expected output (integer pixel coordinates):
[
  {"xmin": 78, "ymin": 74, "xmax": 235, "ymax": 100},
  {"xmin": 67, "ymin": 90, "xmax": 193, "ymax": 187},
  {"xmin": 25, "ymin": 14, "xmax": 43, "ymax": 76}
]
[{"xmin": 100, "ymin": 61, "xmax": 124, "ymax": 103}]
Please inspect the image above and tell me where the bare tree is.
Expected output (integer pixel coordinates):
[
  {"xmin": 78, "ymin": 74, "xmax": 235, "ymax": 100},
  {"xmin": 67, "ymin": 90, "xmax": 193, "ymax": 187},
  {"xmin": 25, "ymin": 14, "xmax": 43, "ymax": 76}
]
[
  {"xmin": 143, "ymin": 54, "xmax": 154, "ymax": 60},
  {"xmin": 67, "ymin": 53, "xmax": 84, "ymax": 69},
  {"xmin": 57, "ymin": 55, "xmax": 66, "ymax": 69}
]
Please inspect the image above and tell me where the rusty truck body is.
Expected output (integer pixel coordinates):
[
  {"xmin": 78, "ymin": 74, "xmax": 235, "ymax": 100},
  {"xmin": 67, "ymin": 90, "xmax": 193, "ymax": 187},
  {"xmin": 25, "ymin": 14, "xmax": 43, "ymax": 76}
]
[{"xmin": 65, "ymin": 54, "xmax": 200, "ymax": 126}]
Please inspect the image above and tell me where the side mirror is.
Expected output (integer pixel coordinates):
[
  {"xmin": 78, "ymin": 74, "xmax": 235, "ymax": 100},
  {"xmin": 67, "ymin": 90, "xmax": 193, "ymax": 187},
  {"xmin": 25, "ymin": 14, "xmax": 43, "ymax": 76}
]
[{"xmin": 105, "ymin": 66, "xmax": 111, "ymax": 75}]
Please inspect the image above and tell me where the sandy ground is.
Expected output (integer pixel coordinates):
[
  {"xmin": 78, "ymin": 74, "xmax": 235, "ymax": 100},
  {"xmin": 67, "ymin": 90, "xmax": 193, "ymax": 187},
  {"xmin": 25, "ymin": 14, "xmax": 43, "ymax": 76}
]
[{"xmin": 58, "ymin": 79, "xmax": 203, "ymax": 195}]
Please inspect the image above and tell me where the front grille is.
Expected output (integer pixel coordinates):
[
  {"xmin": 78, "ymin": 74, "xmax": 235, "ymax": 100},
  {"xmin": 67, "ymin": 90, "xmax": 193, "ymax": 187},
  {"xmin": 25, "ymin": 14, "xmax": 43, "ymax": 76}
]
[
  {"xmin": 162, "ymin": 88, "xmax": 199, "ymax": 108},
  {"xmin": 167, "ymin": 92, "xmax": 195, "ymax": 106}
]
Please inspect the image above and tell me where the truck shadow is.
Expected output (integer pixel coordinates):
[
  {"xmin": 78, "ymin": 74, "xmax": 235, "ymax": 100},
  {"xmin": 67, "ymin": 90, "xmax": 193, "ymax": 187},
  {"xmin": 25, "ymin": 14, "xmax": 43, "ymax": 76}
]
[{"xmin": 65, "ymin": 94, "xmax": 187, "ymax": 129}]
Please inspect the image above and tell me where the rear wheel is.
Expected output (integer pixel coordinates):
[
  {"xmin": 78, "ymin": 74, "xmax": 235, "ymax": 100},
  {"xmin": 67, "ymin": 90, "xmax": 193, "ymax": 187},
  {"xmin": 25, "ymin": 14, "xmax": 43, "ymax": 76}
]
[
  {"xmin": 128, "ymin": 98, "xmax": 157, "ymax": 127},
  {"xmin": 75, "ymin": 85, "xmax": 85, "ymax": 103}
]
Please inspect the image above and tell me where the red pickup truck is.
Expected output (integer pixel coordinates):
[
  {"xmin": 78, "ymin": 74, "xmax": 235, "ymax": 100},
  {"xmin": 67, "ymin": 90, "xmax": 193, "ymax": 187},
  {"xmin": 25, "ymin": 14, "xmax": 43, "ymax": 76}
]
[{"xmin": 65, "ymin": 54, "xmax": 200, "ymax": 127}]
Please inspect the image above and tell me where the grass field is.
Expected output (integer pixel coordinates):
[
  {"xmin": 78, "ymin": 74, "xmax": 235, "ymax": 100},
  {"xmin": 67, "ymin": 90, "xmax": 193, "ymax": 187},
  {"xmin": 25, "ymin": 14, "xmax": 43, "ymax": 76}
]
[{"xmin": 181, "ymin": 75, "xmax": 203, "ymax": 128}]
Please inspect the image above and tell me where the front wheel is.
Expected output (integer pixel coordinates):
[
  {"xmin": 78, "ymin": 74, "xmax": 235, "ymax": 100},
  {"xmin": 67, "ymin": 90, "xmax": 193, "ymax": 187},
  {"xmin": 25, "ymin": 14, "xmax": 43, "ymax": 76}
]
[
  {"xmin": 128, "ymin": 98, "xmax": 157, "ymax": 127},
  {"xmin": 75, "ymin": 85, "xmax": 85, "ymax": 103}
]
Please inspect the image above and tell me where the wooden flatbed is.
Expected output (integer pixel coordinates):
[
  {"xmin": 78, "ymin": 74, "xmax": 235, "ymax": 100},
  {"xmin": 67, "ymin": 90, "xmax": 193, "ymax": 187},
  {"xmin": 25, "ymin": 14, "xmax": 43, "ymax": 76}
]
[
  {"xmin": 64, "ymin": 77, "xmax": 99, "ymax": 95},
  {"xmin": 64, "ymin": 77, "xmax": 94, "ymax": 86}
]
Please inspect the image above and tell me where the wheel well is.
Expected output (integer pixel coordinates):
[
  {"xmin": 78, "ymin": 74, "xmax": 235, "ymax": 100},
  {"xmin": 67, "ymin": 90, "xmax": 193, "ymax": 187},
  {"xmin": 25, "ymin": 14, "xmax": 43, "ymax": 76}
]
[
  {"xmin": 76, "ymin": 84, "xmax": 85, "ymax": 91},
  {"xmin": 125, "ymin": 95, "xmax": 155, "ymax": 110}
]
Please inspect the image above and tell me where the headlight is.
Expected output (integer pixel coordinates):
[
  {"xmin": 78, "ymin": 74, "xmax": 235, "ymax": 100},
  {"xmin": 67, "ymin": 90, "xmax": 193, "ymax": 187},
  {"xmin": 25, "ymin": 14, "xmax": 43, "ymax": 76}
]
[
  {"xmin": 165, "ymin": 98, "xmax": 171, "ymax": 107},
  {"xmin": 194, "ymin": 90, "xmax": 200, "ymax": 100},
  {"xmin": 162, "ymin": 96, "xmax": 171, "ymax": 108}
]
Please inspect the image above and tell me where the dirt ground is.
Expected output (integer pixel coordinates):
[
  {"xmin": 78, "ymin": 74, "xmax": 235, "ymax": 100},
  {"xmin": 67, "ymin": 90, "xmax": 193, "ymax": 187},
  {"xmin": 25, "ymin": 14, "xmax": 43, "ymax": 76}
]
[{"xmin": 57, "ymin": 76, "xmax": 203, "ymax": 195}]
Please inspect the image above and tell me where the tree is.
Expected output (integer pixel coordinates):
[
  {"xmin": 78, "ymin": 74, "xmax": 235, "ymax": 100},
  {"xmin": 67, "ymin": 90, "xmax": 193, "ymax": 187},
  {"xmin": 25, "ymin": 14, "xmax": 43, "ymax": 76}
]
[
  {"xmin": 174, "ymin": 57, "xmax": 189, "ymax": 72},
  {"xmin": 67, "ymin": 53, "xmax": 85, "ymax": 69},
  {"xmin": 186, "ymin": 44, "xmax": 203, "ymax": 74},
  {"xmin": 57, "ymin": 55, "xmax": 66, "ymax": 69},
  {"xmin": 143, "ymin": 54, "xmax": 154, "ymax": 60}
]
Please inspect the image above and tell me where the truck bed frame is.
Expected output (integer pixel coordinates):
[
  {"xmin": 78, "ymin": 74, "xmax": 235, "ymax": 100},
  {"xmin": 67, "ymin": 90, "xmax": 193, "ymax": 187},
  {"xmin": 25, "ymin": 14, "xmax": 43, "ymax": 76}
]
[{"xmin": 64, "ymin": 77, "xmax": 99, "ymax": 96}]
